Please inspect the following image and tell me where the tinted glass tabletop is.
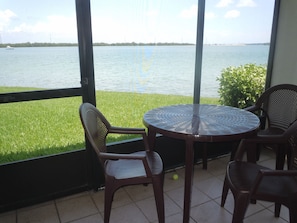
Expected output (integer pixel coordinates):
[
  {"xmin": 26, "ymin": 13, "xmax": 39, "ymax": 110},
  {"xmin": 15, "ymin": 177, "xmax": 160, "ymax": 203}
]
[{"xmin": 143, "ymin": 104, "xmax": 260, "ymax": 142}]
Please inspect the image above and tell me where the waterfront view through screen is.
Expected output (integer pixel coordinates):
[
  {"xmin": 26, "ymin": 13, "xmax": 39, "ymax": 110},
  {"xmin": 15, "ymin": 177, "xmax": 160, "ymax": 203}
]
[{"xmin": 0, "ymin": 44, "xmax": 269, "ymax": 97}]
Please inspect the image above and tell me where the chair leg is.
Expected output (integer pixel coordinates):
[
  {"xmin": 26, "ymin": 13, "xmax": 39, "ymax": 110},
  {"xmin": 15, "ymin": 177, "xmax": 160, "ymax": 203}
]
[
  {"xmin": 221, "ymin": 177, "xmax": 229, "ymax": 207},
  {"xmin": 104, "ymin": 184, "xmax": 116, "ymax": 223},
  {"xmin": 289, "ymin": 206, "xmax": 297, "ymax": 223},
  {"xmin": 230, "ymin": 141, "xmax": 239, "ymax": 161},
  {"xmin": 256, "ymin": 145, "xmax": 262, "ymax": 161},
  {"xmin": 276, "ymin": 146, "xmax": 286, "ymax": 170},
  {"xmin": 273, "ymin": 145, "xmax": 287, "ymax": 218},
  {"xmin": 286, "ymin": 144, "xmax": 292, "ymax": 170},
  {"xmin": 203, "ymin": 143, "xmax": 208, "ymax": 169},
  {"xmin": 274, "ymin": 203, "xmax": 281, "ymax": 217},
  {"xmin": 232, "ymin": 193, "xmax": 250, "ymax": 223},
  {"xmin": 246, "ymin": 143, "xmax": 258, "ymax": 163},
  {"xmin": 152, "ymin": 174, "xmax": 165, "ymax": 223}
]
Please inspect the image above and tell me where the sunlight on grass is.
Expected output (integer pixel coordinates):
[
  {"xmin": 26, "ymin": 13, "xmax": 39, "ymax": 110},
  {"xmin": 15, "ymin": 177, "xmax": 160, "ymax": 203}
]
[{"xmin": 0, "ymin": 87, "xmax": 219, "ymax": 164}]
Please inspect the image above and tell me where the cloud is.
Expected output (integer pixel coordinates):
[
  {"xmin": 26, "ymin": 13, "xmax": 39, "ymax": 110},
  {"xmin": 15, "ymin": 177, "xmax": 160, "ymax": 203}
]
[
  {"xmin": 5, "ymin": 14, "xmax": 77, "ymax": 42},
  {"xmin": 8, "ymin": 15, "xmax": 75, "ymax": 33},
  {"xmin": 146, "ymin": 9, "xmax": 159, "ymax": 17},
  {"xmin": 180, "ymin": 5, "xmax": 216, "ymax": 20},
  {"xmin": 180, "ymin": 5, "xmax": 197, "ymax": 18},
  {"xmin": 216, "ymin": 0, "xmax": 256, "ymax": 8},
  {"xmin": 224, "ymin": 10, "xmax": 240, "ymax": 18},
  {"xmin": 237, "ymin": 0, "xmax": 257, "ymax": 7},
  {"xmin": 206, "ymin": 12, "xmax": 216, "ymax": 19},
  {"xmin": 0, "ymin": 9, "xmax": 17, "ymax": 31},
  {"xmin": 216, "ymin": 0, "xmax": 234, "ymax": 8},
  {"xmin": 46, "ymin": 15, "xmax": 76, "ymax": 34}
]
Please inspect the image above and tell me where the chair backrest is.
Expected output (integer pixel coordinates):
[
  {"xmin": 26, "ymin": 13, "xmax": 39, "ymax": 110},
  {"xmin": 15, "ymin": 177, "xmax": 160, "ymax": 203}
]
[
  {"xmin": 287, "ymin": 120, "xmax": 297, "ymax": 170},
  {"xmin": 79, "ymin": 103, "xmax": 111, "ymax": 162},
  {"xmin": 256, "ymin": 84, "xmax": 297, "ymax": 130}
]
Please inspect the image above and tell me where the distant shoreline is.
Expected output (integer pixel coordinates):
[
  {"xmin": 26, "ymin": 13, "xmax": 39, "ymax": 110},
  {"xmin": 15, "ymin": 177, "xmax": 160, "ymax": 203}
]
[
  {"xmin": 0, "ymin": 42, "xmax": 194, "ymax": 48},
  {"xmin": 0, "ymin": 42, "xmax": 269, "ymax": 48}
]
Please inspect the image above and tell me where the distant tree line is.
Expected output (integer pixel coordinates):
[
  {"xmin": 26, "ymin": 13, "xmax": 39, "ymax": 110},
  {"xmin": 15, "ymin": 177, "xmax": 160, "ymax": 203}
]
[
  {"xmin": 1, "ymin": 42, "xmax": 269, "ymax": 48},
  {"xmin": 0, "ymin": 42, "xmax": 194, "ymax": 48}
]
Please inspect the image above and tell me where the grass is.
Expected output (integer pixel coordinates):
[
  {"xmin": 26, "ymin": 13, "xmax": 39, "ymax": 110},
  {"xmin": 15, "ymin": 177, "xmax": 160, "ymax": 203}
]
[{"xmin": 0, "ymin": 87, "xmax": 219, "ymax": 164}]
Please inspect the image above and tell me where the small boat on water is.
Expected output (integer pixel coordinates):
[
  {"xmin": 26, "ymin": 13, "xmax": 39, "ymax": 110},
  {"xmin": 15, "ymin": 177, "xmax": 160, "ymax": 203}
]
[{"xmin": 6, "ymin": 45, "xmax": 14, "ymax": 50}]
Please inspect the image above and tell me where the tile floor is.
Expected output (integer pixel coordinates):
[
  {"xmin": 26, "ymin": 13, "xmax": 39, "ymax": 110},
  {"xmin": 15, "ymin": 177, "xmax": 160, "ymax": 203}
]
[{"xmin": 0, "ymin": 148, "xmax": 290, "ymax": 223}]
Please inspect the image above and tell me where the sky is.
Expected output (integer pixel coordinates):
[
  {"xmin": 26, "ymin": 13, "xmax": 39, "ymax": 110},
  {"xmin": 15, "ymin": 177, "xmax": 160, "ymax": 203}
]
[{"xmin": 0, "ymin": 0, "xmax": 275, "ymax": 44}]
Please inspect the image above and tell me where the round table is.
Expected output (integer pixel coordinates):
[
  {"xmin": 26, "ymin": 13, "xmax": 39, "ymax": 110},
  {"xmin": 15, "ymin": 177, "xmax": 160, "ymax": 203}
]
[
  {"xmin": 143, "ymin": 104, "xmax": 260, "ymax": 142},
  {"xmin": 143, "ymin": 104, "xmax": 260, "ymax": 223}
]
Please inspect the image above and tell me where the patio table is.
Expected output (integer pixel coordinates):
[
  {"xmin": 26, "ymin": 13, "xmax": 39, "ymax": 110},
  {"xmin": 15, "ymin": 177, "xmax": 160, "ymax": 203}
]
[{"xmin": 143, "ymin": 104, "xmax": 260, "ymax": 223}]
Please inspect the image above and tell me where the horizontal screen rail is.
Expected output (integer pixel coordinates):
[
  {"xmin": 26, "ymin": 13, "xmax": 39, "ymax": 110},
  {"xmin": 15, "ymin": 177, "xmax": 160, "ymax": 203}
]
[{"xmin": 0, "ymin": 87, "xmax": 82, "ymax": 104}]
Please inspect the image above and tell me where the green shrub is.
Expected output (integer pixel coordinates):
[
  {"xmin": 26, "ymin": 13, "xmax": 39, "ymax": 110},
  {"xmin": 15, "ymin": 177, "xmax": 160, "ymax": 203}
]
[{"xmin": 217, "ymin": 63, "xmax": 266, "ymax": 108}]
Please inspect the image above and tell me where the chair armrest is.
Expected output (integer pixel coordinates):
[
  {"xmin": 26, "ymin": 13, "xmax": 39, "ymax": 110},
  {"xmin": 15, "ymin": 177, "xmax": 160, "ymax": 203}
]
[
  {"xmin": 109, "ymin": 126, "xmax": 146, "ymax": 134},
  {"xmin": 234, "ymin": 136, "xmax": 288, "ymax": 161},
  {"xmin": 251, "ymin": 169, "xmax": 297, "ymax": 195},
  {"xmin": 109, "ymin": 126, "xmax": 150, "ymax": 151},
  {"xmin": 244, "ymin": 135, "xmax": 288, "ymax": 144},
  {"xmin": 235, "ymin": 120, "xmax": 297, "ymax": 162},
  {"xmin": 240, "ymin": 119, "xmax": 297, "ymax": 146},
  {"xmin": 234, "ymin": 136, "xmax": 289, "ymax": 161},
  {"xmin": 260, "ymin": 169, "xmax": 297, "ymax": 176},
  {"xmin": 245, "ymin": 105, "xmax": 258, "ymax": 112},
  {"xmin": 100, "ymin": 152, "xmax": 146, "ymax": 160},
  {"xmin": 284, "ymin": 119, "xmax": 297, "ymax": 137}
]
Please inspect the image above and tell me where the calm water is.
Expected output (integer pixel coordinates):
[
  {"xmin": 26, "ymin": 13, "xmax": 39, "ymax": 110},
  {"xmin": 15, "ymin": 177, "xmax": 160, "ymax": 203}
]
[{"xmin": 0, "ymin": 45, "xmax": 269, "ymax": 97}]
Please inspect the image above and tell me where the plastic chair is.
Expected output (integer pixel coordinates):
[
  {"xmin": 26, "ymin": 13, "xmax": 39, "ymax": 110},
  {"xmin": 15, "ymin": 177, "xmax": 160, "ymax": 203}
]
[
  {"xmin": 221, "ymin": 120, "xmax": 297, "ymax": 223},
  {"xmin": 79, "ymin": 103, "xmax": 164, "ymax": 223},
  {"xmin": 244, "ymin": 84, "xmax": 297, "ymax": 170}
]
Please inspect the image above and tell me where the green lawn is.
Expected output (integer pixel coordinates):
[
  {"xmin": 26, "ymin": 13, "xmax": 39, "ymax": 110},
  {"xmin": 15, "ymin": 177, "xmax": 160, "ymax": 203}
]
[{"xmin": 0, "ymin": 87, "xmax": 219, "ymax": 164}]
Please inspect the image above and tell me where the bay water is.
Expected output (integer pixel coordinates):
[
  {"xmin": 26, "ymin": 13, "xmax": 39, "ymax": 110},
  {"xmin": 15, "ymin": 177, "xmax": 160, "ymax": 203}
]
[{"xmin": 0, "ymin": 45, "xmax": 269, "ymax": 97}]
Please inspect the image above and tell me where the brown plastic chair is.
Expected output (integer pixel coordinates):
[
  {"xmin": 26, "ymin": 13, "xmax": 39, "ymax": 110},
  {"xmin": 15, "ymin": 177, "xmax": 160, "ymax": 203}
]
[
  {"xmin": 221, "ymin": 120, "xmax": 297, "ymax": 223},
  {"xmin": 79, "ymin": 103, "xmax": 164, "ymax": 223},
  {"xmin": 244, "ymin": 84, "xmax": 297, "ymax": 170}
]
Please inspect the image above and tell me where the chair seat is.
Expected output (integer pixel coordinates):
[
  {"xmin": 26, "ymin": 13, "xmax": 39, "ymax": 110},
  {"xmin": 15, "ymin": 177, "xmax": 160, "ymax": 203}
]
[
  {"xmin": 258, "ymin": 127, "xmax": 285, "ymax": 136},
  {"xmin": 105, "ymin": 151, "xmax": 163, "ymax": 179},
  {"xmin": 228, "ymin": 161, "xmax": 297, "ymax": 200}
]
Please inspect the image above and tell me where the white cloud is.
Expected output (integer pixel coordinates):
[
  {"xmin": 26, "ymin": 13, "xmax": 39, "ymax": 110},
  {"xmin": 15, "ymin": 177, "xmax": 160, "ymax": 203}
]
[
  {"xmin": 91, "ymin": 16, "xmax": 134, "ymax": 43},
  {"xmin": 10, "ymin": 15, "xmax": 75, "ymax": 33},
  {"xmin": 46, "ymin": 15, "xmax": 76, "ymax": 33},
  {"xmin": 5, "ymin": 14, "xmax": 77, "ymax": 42},
  {"xmin": 237, "ymin": 0, "xmax": 257, "ymax": 7},
  {"xmin": 146, "ymin": 9, "xmax": 159, "ymax": 17},
  {"xmin": 224, "ymin": 10, "xmax": 240, "ymax": 18},
  {"xmin": 0, "ymin": 9, "xmax": 17, "ymax": 31},
  {"xmin": 206, "ymin": 12, "xmax": 216, "ymax": 19},
  {"xmin": 180, "ymin": 5, "xmax": 197, "ymax": 18},
  {"xmin": 9, "ymin": 23, "xmax": 27, "ymax": 33},
  {"xmin": 216, "ymin": 0, "xmax": 234, "ymax": 8}
]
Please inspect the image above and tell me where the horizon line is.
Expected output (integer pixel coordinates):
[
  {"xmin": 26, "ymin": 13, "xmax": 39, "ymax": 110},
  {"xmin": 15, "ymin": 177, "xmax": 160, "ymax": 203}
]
[{"xmin": 1, "ymin": 42, "xmax": 270, "ymax": 47}]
